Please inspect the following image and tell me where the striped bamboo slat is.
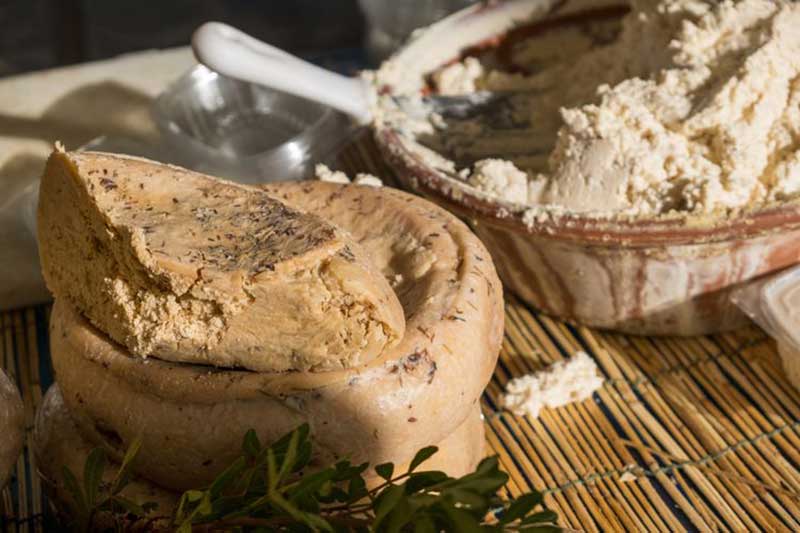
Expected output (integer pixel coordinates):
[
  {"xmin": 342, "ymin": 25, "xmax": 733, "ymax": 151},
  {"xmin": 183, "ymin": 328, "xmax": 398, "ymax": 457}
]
[{"xmin": 1, "ymin": 134, "xmax": 798, "ymax": 531}]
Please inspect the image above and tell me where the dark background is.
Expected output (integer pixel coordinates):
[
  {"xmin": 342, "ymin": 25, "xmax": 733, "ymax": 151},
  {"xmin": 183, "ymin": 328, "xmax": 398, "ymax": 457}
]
[{"xmin": 0, "ymin": 0, "xmax": 367, "ymax": 76}]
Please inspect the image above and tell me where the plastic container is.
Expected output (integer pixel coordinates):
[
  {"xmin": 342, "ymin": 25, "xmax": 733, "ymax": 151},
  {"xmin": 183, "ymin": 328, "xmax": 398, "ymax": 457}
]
[
  {"xmin": 731, "ymin": 266, "xmax": 800, "ymax": 388},
  {"xmin": 152, "ymin": 65, "xmax": 359, "ymax": 184}
]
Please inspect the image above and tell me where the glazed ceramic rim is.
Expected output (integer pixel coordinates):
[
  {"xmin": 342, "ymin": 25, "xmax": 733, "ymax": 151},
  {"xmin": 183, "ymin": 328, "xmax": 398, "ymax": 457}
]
[{"xmin": 372, "ymin": 0, "xmax": 800, "ymax": 248}]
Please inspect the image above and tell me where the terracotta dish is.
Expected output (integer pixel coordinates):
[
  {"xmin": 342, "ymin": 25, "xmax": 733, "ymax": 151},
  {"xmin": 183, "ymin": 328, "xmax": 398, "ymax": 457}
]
[{"xmin": 372, "ymin": 0, "xmax": 800, "ymax": 335}]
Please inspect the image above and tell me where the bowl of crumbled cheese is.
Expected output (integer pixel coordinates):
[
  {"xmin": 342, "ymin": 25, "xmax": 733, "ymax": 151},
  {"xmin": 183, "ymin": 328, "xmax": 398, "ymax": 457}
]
[{"xmin": 369, "ymin": 0, "xmax": 800, "ymax": 335}]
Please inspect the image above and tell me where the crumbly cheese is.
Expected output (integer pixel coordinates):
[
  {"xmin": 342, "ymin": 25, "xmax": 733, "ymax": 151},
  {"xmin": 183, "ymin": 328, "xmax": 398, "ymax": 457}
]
[
  {"xmin": 502, "ymin": 351, "xmax": 603, "ymax": 418},
  {"xmin": 619, "ymin": 468, "xmax": 638, "ymax": 483},
  {"xmin": 315, "ymin": 164, "xmax": 383, "ymax": 188},
  {"xmin": 464, "ymin": 159, "xmax": 528, "ymax": 203},
  {"xmin": 433, "ymin": 57, "xmax": 485, "ymax": 95},
  {"xmin": 543, "ymin": 0, "xmax": 800, "ymax": 216},
  {"xmin": 419, "ymin": 0, "xmax": 800, "ymax": 219},
  {"xmin": 353, "ymin": 174, "xmax": 383, "ymax": 188},
  {"xmin": 315, "ymin": 164, "xmax": 351, "ymax": 184}
]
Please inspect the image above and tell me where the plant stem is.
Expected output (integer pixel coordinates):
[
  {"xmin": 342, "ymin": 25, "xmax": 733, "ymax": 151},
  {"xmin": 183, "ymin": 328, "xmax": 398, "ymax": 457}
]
[
  {"xmin": 194, "ymin": 514, "xmax": 371, "ymax": 531},
  {"xmin": 365, "ymin": 471, "xmax": 414, "ymax": 497}
]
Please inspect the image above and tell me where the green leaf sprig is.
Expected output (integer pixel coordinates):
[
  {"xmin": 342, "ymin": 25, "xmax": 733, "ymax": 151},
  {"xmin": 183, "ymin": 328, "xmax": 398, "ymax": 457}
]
[
  {"xmin": 62, "ymin": 425, "xmax": 560, "ymax": 532},
  {"xmin": 62, "ymin": 436, "xmax": 162, "ymax": 531}
]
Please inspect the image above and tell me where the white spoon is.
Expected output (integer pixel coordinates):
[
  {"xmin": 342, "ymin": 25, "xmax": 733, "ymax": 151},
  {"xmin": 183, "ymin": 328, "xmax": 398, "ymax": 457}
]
[
  {"xmin": 192, "ymin": 22, "xmax": 516, "ymax": 127},
  {"xmin": 192, "ymin": 22, "xmax": 373, "ymax": 124}
]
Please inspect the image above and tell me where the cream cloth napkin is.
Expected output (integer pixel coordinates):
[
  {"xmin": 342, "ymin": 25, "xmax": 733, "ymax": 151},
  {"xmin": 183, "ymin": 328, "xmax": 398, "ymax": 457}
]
[{"xmin": 0, "ymin": 47, "xmax": 195, "ymax": 310}]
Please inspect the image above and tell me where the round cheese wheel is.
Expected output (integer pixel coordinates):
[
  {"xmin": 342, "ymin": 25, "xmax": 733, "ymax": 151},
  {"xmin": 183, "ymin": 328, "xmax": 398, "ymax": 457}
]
[
  {"xmin": 35, "ymin": 384, "xmax": 484, "ymax": 526},
  {"xmin": 51, "ymin": 181, "xmax": 503, "ymax": 491},
  {"xmin": 0, "ymin": 370, "xmax": 23, "ymax": 488}
]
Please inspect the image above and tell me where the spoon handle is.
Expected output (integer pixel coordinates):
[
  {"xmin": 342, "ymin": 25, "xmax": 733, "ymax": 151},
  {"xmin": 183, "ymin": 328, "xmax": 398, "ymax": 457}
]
[{"xmin": 192, "ymin": 22, "xmax": 372, "ymax": 124}]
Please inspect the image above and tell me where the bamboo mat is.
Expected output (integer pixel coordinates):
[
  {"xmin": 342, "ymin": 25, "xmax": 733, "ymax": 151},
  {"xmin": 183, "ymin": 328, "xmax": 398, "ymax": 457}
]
[
  {"xmin": 341, "ymin": 135, "xmax": 800, "ymax": 532},
  {"xmin": 2, "ymin": 134, "xmax": 799, "ymax": 531}
]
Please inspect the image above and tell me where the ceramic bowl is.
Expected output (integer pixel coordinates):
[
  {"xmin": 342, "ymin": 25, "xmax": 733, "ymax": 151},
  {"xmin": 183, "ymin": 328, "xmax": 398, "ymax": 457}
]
[{"xmin": 372, "ymin": 0, "xmax": 800, "ymax": 335}]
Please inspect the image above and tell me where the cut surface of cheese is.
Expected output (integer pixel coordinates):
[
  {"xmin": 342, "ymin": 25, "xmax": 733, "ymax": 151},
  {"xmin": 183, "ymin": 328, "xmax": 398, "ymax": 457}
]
[
  {"xmin": 51, "ymin": 180, "xmax": 503, "ymax": 490},
  {"xmin": 38, "ymin": 149, "xmax": 405, "ymax": 372}
]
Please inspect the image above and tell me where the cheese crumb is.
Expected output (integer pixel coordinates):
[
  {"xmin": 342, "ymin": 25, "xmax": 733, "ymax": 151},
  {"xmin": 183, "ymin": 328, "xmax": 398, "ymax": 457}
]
[
  {"xmin": 433, "ymin": 57, "xmax": 484, "ymax": 95},
  {"xmin": 315, "ymin": 165, "xmax": 383, "ymax": 187},
  {"xmin": 466, "ymin": 159, "xmax": 528, "ymax": 204},
  {"xmin": 502, "ymin": 351, "xmax": 603, "ymax": 418},
  {"xmin": 353, "ymin": 174, "xmax": 383, "ymax": 188},
  {"xmin": 315, "ymin": 164, "xmax": 350, "ymax": 184}
]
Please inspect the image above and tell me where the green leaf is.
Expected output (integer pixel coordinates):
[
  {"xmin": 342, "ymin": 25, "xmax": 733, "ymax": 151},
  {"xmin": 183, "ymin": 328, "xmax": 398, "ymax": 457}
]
[
  {"xmin": 404, "ymin": 492, "xmax": 439, "ymax": 509},
  {"xmin": 347, "ymin": 475, "xmax": 367, "ymax": 502},
  {"xmin": 111, "ymin": 436, "xmax": 142, "ymax": 495},
  {"xmin": 232, "ymin": 465, "xmax": 259, "ymax": 495},
  {"xmin": 294, "ymin": 441, "xmax": 313, "ymax": 473},
  {"xmin": 441, "ymin": 503, "xmax": 482, "ymax": 533},
  {"xmin": 62, "ymin": 466, "xmax": 87, "ymax": 515},
  {"xmin": 520, "ymin": 509, "xmax": 559, "ymax": 526},
  {"xmin": 383, "ymin": 496, "xmax": 413, "ymax": 533},
  {"xmin": 266, "ymin": 448, "xmax": 279, "ymax": 492},
  {"xmin": 271, "ymin": 424, "xmax": 310, "ymax": 456},
  {"xmin": 433, "ymin": 473, "xmax": 499, "ymax": 494},
  {"xmin": 405, "ymin": 471, "xmax": 449, "ymax": 493},
  {"xmin": 175, "ymin": 489, "xmax": 206, "ymax": 523},
  {"xmin": 413, "ymin": 515, "xmax": 438, "ymax": 533},
  {"xmin": 375, "ymin": 462, "xmax": 394, "ymax": 481},
  {"xmin": 174, "ymin": 493, "xmax": 189, "ymax": 523},
  {"xmin": 185, "ymin": 490, "xmax": 205, "ymax": 503},
  {"xmin": 287, "ymin": 468, "xmax": 337, "ymax": 504},
  {"xmin": 243, "ymin": 429, "xmax": 261, "ymax": 458},
  {"xmin": 276, "ymin": 426, "xmax": 302, "ymax": 484},
  {"xmin": 196, "ymin": 492, "xmax": 213, "ymax": 516},
  {"xmin": 83, "ymin": 448, "xmax": 107, "ymax": 508},
  {"xmin": 332, "ymin": 460, "xmax": 368, "ymax": 482},
  {"xmin": 408, "ymin": 446, "xmax": 438, "ymax": 472},
  {"xmin": 328, "ymin": 486, "xmax": 350, "ymax": 503},
  {"xmin": 175, "ymin": 521, "xmax": 193, "ymax": 533},
  {"xmin": 441, "ymin": 488, "xmax": 487, "ymax": 511},
  {"xmin": 203, "ymin": 493, "xmax": 250, "ymax": 517},
  {"xmin": 269, "ymin": 490, "xmax": 333, "ymax": 532},
  {"xmin": 373, "ymin": 484, "xmax": 405, "ymax": 529},
  {"xmin": 209, "ymin": 456, "xmax": 247, "ymax": 498},
  {"xmin": 109, "ymin": 495, "xmax": 147, "ymax": 517},
  {"xmin": 247, "ymin": 424, "xmax": 309, "ymax": 479},
  {"xmin": 434, "ymin": 457, "xmax": 507, "ymax": 494},
  {"xmin": 318, "ymin": 480, "xmax": 333, "ymax": 498},
  {"xmin": 499, "ymin": 492, "xmax": 544, "ymax": 524}
]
